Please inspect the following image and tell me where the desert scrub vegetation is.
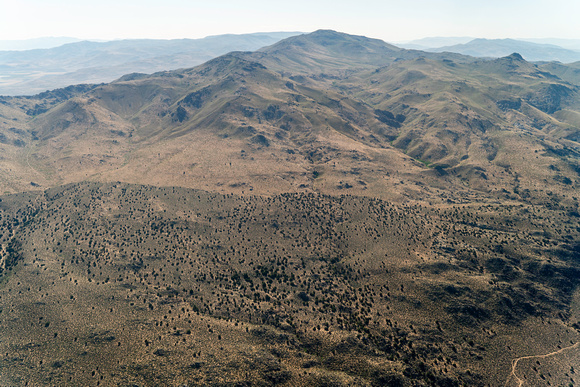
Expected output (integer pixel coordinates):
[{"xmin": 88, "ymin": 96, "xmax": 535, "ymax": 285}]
[{"xmin": 0, "ymin": 182, "xmax": 578, "ymax": 385}]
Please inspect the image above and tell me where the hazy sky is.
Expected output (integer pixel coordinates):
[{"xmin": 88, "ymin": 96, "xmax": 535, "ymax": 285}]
[{"xmin": 1, "ymin": 0, "xmax": 579, "ymax": 42}]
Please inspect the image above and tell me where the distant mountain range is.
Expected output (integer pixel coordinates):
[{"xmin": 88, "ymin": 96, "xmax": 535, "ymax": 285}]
[
  {"xmin": 399, "ymin": 37, "xmax": 580, "ymax": 63},
  {"xmin": 401, "ymin": 36, "xmax": 580, "ymax": 50},
  {"xmin": 396, "ymin": 36, "xmax": 475, "ymax": 50},
  {"xmin": 427, "ymin": 38, "xmax": 580, "ymax": 63},
  {"xmin": 4, "ymin": 33, "xmax": 580, "ymax": 96},
  {"xmin": 0, "ymin": 37, "xmax": 86, "ymax": 50},
  {"xmin": 0, "ymin": 32, "xmax": 301, "ymax": 96},
  {"xmin": 518, "ymin": 37, "xmax": 580, "ymax": 51}
]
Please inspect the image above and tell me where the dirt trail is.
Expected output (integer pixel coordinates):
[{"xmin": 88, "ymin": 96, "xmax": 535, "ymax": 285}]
[{"xmin": 504, "ymin": 342, "xmax": 579, "ymax": 387}]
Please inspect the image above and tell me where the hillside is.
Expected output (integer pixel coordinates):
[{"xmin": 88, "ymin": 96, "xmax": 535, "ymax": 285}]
[{"xmin": 0, "ymin": 30, "xmax": 579, "ymax": 386}]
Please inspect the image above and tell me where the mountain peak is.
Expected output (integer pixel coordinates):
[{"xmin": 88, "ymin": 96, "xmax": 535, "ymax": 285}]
[
  {"xmin": 252, "ymin": 30, "xmax": 404, "ymax": 74},
  {"xmin": 307, "ymin": 29, "xmax": 399, "ymax": 49},
  {"xmin": 262, "ymin": 29, "xmax": 400, "ymax": 53},
  {"xmin": 308, "ymin": 29, "xmax": 348, "ymax": 37},
  {"xmin": 506, "ymin": 52, "xmax": 525, "ymax": 61},
  {"xmin": 183, "ymin": 53, "xmax": 268, "ymax": 78}
]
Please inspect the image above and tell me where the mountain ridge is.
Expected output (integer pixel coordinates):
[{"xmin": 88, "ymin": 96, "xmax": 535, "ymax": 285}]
[
  {"xmin": 427, "ymin": 37, "xmax": 580, "ymax": 63},
  {"xmin": 1, "ymin": 30, "xmax": 579, "ymax": 203}
]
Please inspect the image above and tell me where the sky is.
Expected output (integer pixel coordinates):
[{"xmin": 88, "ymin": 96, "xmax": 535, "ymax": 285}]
[{"xmin": 1, "ymin": 0, "xmax": 579, "ymax": 43}]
